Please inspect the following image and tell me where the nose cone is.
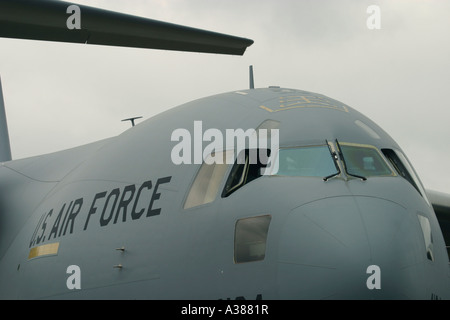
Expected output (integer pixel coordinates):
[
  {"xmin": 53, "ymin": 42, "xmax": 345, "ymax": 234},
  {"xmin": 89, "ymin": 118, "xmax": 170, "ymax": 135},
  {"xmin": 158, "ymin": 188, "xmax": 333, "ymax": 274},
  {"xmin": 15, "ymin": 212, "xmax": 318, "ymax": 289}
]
[{"xmin": 277, "ymin": 196, "xmax": 425, "ymax": 299}]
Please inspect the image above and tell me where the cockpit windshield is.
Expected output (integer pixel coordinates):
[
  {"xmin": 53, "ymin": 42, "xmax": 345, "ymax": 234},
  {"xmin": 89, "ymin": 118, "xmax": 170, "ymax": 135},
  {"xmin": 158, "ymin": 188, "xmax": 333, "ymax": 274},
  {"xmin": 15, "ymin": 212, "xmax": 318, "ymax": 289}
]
[
  {"xmin": 272, "ymin": 145, "xmax": 338, "ymax": 177},
  {"xmin": 271, "ymin": 142, "xmax": 394, "ymax": 179},
  {"xmin": 338, "ymin": 143, "xmax": 394, "ymax": 178}
]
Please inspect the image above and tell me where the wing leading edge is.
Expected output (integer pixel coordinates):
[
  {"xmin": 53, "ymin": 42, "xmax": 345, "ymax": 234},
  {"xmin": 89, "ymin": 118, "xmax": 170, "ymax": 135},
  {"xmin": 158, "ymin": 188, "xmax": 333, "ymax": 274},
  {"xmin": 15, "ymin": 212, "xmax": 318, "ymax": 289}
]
[{"xmin": 0, "ymin": 0, "xmax": 254, "ymax": 55}]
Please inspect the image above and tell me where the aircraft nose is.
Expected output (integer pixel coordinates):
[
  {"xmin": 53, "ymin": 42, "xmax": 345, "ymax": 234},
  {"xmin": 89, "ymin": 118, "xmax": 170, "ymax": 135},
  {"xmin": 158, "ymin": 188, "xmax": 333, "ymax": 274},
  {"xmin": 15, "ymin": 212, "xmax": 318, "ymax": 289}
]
[{"xmin": 277, "ymin": 196, "xmax": 424, "ymax": 299}]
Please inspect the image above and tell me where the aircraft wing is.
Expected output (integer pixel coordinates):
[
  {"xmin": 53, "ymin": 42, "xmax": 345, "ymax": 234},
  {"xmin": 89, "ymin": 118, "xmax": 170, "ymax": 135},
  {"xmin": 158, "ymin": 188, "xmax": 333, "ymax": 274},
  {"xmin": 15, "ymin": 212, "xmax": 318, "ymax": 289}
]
[
  {"xmin": 427, "ymin": 189, "xmax": 450, "ymax": 252},
  {"xmin": 0, "ymin": 0, "xmax": 254, "ymax": 55}
]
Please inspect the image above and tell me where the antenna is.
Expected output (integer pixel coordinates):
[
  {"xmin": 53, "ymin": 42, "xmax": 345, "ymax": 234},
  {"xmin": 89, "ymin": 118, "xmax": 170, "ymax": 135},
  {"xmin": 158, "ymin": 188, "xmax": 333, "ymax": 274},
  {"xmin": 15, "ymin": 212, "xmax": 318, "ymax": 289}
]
[
  {"xmin": 0, "ymin": 76, "xmax": 12, "ymax": 162},
  {"xmin": 249, "ymin": 65, "xmax": 254, "ymax": 89},
  {"xmin": 122, "ymin": 116, "xmax": 143, "ymax": 127}
]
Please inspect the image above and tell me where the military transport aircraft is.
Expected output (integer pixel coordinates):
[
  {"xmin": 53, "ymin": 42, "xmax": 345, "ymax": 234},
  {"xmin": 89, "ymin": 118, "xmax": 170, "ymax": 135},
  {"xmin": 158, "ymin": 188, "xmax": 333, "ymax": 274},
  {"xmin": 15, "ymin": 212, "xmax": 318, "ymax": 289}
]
[{"xmin": 1, "ymin": 0, "xmax": 450, "ymax": 300}]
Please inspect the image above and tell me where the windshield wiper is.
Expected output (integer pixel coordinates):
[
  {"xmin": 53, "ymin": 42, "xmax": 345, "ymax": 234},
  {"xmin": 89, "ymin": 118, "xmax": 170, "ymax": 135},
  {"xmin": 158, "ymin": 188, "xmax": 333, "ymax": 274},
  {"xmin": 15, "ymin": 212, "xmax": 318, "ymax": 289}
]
[
  {"xmin": 335, "ymin": 139, "xmax": 367, "ymax": 181},
  {"xmin": 323, "ymin": 140, "xmax": 341, "ymax": 181}
]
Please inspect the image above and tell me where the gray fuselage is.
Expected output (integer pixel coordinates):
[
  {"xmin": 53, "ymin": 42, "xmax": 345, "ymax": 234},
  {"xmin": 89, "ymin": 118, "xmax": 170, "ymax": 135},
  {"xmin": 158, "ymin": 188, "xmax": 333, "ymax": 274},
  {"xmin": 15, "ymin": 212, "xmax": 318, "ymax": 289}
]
[{"xmin": 1, "ymin": 87, "xmax": 448, "ymax": 299}]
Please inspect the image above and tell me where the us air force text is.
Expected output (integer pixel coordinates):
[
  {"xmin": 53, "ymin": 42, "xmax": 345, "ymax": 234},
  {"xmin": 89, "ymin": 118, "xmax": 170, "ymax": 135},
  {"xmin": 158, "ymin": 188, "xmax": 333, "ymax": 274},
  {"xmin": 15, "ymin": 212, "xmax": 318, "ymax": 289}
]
[{"xmin": 29, "ymin": 176, "xmax": 172, "ymax": 248}]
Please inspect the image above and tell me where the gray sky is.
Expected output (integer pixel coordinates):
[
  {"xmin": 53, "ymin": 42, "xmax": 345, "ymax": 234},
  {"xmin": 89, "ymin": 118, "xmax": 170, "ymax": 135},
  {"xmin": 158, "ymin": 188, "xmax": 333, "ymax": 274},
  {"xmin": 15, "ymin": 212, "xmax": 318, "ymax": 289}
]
[{"xmin": 0, "ymin": 0, "xmax": 449, "ymax": 193}]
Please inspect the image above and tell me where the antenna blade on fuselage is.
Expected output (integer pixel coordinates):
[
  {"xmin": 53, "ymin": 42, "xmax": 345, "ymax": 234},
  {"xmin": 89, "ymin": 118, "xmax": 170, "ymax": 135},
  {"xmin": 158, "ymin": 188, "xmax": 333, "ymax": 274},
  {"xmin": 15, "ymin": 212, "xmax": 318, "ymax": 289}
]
[{"xmin": 0, "ymin": 0, "xmax": 254, "ymax": 55}]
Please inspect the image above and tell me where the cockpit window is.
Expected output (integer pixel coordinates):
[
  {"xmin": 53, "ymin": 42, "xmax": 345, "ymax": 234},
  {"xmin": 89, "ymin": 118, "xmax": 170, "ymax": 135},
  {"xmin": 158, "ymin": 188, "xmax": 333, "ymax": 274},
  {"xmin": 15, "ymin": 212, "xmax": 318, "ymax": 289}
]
[
  {"xmin": 222, "ymin": 149, "xmax": 270, "ymax": 197},
  {"xmin": 271, "ymin": 145, "xmax": 338, "ymax": 177},
  {"xmin": 184, "ymin": 151, "xmax": 232, "ymax": 209},
  {"xmin": 271, "ymin": 142, "xmax": 395, "ymax": 180},
  {"xmin": 338, "ymin": 143, "xmax": 394, "ymax": 178},
  {"xmin": 382, "ymin": 148, "xmax": 431, "ymax": 206}
]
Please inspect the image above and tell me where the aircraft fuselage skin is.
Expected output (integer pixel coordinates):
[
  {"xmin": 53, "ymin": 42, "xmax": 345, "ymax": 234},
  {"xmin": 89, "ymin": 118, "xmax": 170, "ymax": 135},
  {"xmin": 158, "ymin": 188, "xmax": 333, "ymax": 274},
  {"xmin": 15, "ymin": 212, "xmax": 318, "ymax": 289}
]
[{"xmin": 1, "ymin": 87, "xmax": 449, "ymax": 299}]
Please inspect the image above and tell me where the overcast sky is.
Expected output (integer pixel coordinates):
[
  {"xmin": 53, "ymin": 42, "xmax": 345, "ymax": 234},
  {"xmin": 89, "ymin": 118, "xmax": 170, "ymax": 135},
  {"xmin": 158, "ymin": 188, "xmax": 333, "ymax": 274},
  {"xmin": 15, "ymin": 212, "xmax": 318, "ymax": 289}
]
[{"xmin": 0, "ymin": 0, "xmax": 449, "ymax": 193}]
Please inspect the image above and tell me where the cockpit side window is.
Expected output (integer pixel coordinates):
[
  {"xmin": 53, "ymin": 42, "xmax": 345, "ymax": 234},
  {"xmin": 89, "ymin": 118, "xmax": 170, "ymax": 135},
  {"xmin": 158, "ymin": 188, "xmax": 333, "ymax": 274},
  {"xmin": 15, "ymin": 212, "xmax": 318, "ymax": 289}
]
[
  {"xmin": 184, "ymin": 151, "xmax": 232, "ymax": 209},
  {"xmin": 382, "ymin": 149, "xmax": 418, "ymax": 190},
  {"xmin": 381, "ymin": 148, "xmax": 431, "ymax": 206},
  {"xmin": 222, "ymin": 149, "xmax": 270, "ymax": 198},
  {"xmin": 417, "ymin": 214, "xmax": 434, "ymax": 261},
  {"xmin": 235, "ymin": 215, "xmax": 272, "ymax": 263}
]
